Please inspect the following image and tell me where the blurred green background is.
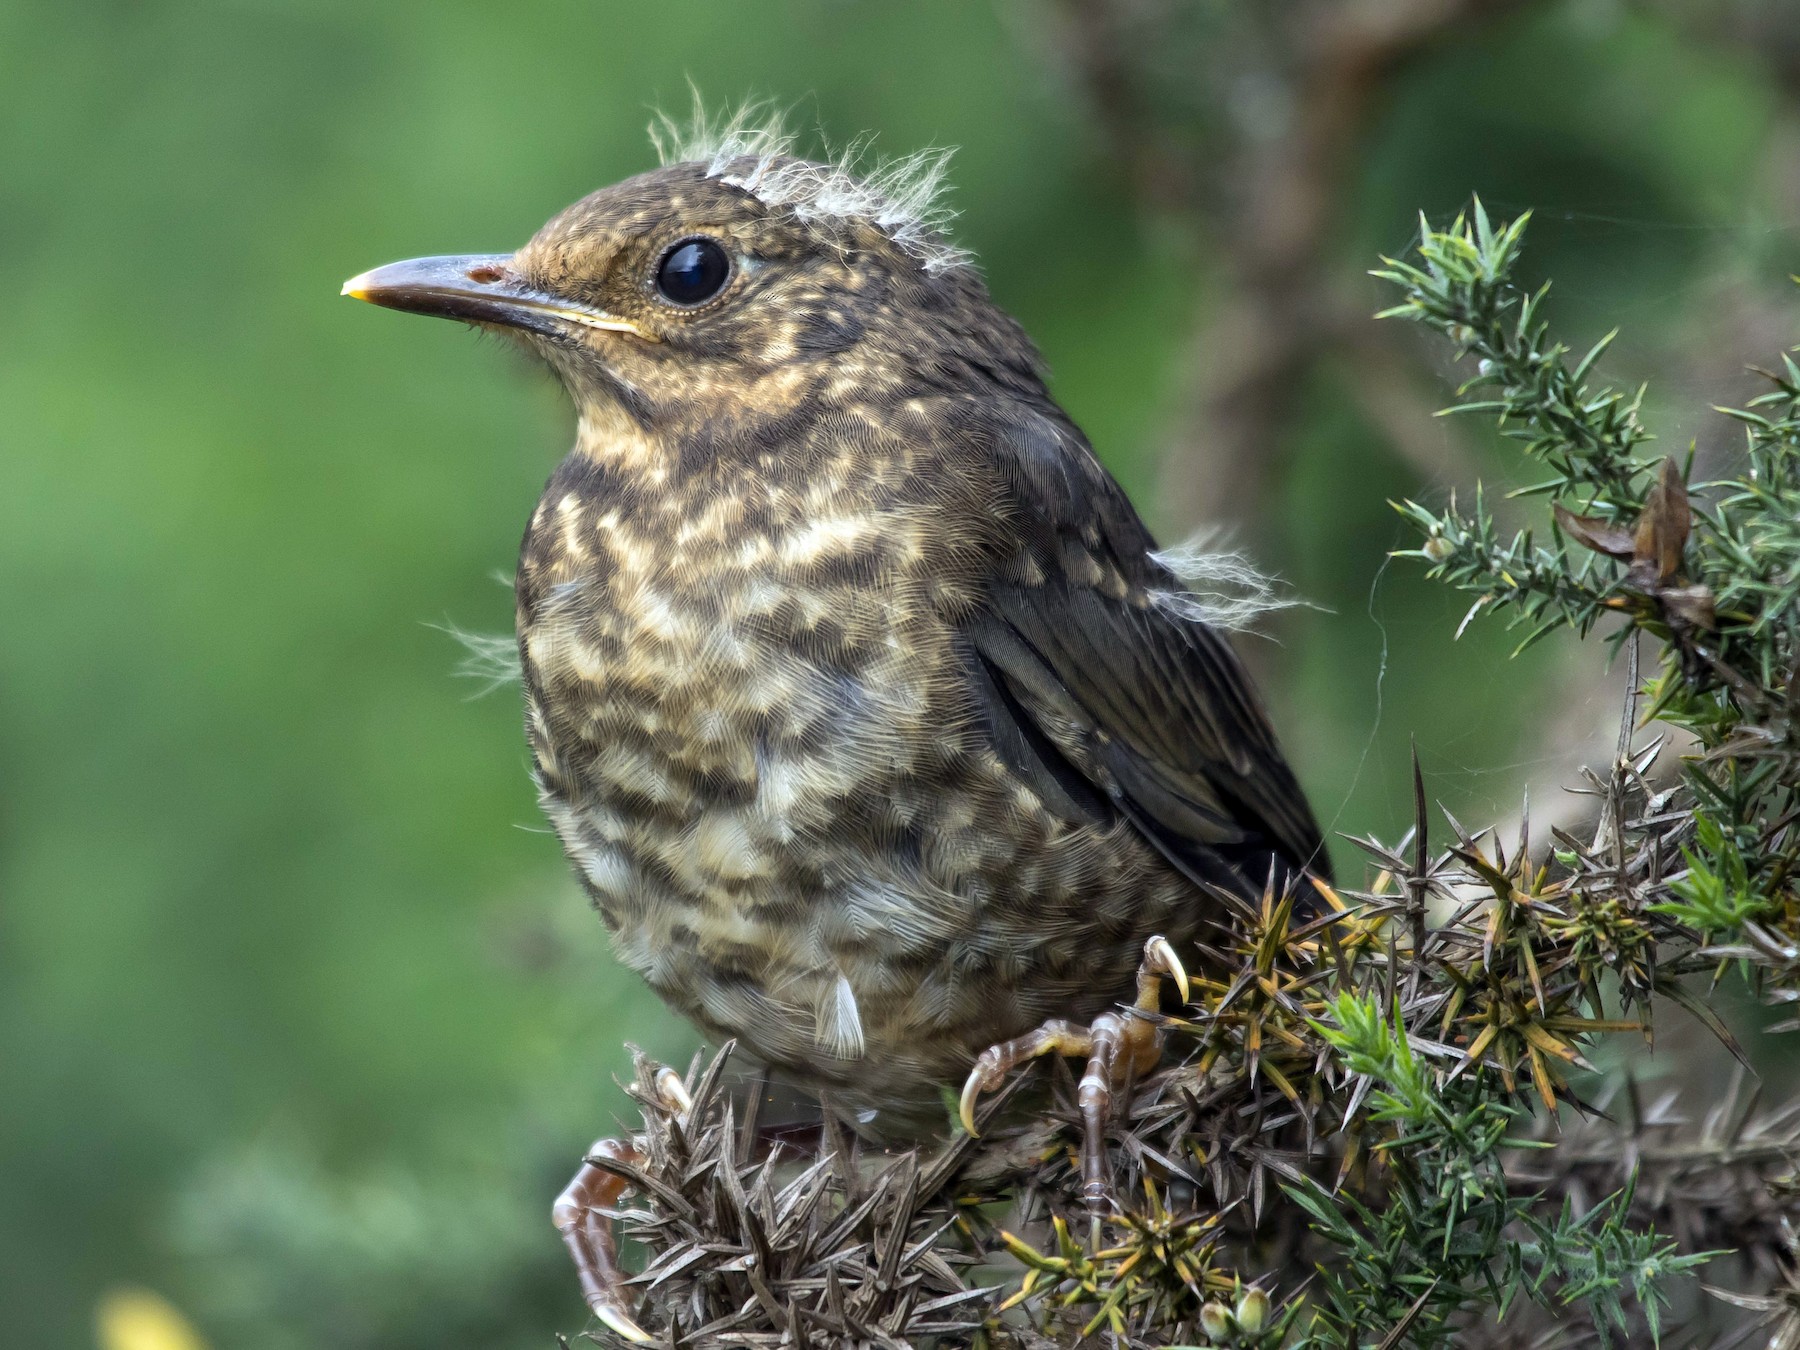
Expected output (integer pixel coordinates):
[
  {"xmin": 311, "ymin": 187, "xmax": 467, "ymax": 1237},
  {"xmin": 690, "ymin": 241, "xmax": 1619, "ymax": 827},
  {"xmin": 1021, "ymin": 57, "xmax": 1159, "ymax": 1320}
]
[{"xmin": 4, "ymin": 1, "xmax": 1796, "ymax": 1345}]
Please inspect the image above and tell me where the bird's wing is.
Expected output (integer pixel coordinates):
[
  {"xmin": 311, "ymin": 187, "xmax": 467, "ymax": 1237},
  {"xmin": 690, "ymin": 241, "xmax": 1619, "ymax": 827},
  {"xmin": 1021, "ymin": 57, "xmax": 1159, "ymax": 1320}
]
[{"xmin": 960, "ymin": 406, "xmax": 1331, "ymax": 894}]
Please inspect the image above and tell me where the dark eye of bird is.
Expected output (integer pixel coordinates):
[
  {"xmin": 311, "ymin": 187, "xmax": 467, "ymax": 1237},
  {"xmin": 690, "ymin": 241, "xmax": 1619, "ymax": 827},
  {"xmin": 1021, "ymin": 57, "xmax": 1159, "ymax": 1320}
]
[{"xmin": 655, "ymin": 238, "xmax": 731, "ymax": 307}]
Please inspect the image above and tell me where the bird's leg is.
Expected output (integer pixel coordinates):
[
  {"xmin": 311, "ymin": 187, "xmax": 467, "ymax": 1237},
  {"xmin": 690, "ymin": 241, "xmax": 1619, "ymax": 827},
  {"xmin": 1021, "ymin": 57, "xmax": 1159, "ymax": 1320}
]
[
  {"xmin": 553, "ymin": 1138, "xmax": 652, "ymax": 1343},
  {"xmin": 960, "ymin": 936, "xmax": 1190, "ymax": 1212},
  {"xmin": 552, "ymin": 1066, "xmax": 694, "ymax": 1344}
]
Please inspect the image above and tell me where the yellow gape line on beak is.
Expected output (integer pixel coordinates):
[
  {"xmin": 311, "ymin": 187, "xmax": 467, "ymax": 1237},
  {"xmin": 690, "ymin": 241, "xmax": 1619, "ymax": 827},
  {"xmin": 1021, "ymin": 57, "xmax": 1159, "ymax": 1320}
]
[{"xmin": 342, "ymin": 255, "xmax": 656, "ymax": 341}]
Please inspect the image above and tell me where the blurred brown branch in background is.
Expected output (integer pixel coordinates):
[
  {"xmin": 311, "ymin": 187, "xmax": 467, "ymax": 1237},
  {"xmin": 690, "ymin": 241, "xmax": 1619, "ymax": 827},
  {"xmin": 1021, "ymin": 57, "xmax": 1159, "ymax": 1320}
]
[
  {"xmin": 1037, "ymin": 0, "xmax": 1527, "ymax": 531},
  {"xmin": 1033, "ymin": 0, "xmax": 1800, "ymax": 526}
]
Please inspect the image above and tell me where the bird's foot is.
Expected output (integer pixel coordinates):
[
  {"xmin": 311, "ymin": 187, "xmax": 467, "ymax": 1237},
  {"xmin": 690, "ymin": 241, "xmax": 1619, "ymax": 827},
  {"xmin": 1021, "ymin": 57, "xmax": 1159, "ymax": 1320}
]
[
  {"xmin": 552, "ymin": 1066, "xmax": 694, "ymax": 1343},
  {"xmin": 959, "ymin": 935, "xmax": 1190, "ymax": 1212}
]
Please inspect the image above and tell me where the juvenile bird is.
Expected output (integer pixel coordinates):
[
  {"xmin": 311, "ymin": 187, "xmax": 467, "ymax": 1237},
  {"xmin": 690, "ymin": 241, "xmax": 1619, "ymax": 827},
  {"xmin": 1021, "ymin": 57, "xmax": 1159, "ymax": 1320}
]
[{"xmin": 345, "ymin": 113, "xmax": 1329, "ymax": 1338}]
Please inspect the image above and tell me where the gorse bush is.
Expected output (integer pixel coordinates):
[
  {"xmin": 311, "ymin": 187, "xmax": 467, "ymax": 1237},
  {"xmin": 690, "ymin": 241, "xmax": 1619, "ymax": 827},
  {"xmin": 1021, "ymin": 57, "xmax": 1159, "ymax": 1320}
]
[
  {"xmin": 1383, "ymin": 201, "xmax": 1800, "ymax": 1027},
  {"xmin": 560, "ymin": 205, "xmax": 1800, "ymax": 1349}
]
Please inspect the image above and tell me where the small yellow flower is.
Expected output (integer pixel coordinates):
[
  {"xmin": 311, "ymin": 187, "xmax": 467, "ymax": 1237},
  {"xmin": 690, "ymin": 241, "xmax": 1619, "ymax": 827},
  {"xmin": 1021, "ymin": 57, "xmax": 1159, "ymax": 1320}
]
[{"xmin": 95, "ymin": 1288, "xmax": 209, "ymax": 1350}]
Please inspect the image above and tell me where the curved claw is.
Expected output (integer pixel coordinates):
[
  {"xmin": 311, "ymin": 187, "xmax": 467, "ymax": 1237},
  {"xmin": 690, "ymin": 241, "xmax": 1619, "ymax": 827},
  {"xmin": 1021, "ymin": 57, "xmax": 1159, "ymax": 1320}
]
[
  {"xmin": 959, "ymin": 1040, "xmax": 1019, "ymax": 1138},
  {"xmin": 1146, "ymin": 935, "xmax": 1191, "ymax": 1005},
  {"xmin": 653, "ymin": 1065, "xmax": 694, "ymax": 1118},
  {"xmin": 594, "ymin": 1303, "xmax": 653, "ymax": 1345},
  {"xmin": 555, "ymin": 1138, "xmax": 654, "ymax": 1342},
  {"xmin": 959, "ymin": 1061, "xmax": 990, "ymax": 1138}
]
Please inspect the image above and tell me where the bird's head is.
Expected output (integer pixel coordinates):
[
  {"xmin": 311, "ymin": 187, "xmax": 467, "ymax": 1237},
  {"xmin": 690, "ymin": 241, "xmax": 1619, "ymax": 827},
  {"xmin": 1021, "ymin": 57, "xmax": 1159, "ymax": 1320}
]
[{"xmin": 344, "ymin": 116, "xmax": 1044, "ymax": 462}]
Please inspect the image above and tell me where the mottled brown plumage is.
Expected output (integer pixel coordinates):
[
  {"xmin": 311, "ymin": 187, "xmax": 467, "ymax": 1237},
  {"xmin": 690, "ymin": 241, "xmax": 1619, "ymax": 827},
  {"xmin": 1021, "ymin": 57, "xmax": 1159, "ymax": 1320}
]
[{"xmin": 347, "ymin": 124, "xmax": 1328, "ymax": 1332}]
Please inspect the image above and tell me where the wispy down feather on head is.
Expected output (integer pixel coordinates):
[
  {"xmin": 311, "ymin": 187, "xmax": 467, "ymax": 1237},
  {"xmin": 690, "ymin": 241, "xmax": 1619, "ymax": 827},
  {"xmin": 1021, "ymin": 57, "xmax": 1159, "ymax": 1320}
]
[
  {"xmin": 648, "ymin": 96, "xmax": 972, "ymax": 275},
  {"xmin": 1148, "ymin": 534, "xmax": 1308, "ymax": 633}
]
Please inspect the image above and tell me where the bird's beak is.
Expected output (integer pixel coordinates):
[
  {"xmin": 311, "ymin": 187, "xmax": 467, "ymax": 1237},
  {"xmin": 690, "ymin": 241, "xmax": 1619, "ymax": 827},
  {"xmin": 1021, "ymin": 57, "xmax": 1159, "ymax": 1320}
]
[{"xmin": 341, "ymin": 254, "xmax": 649, "ymax": 340}]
